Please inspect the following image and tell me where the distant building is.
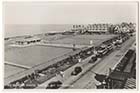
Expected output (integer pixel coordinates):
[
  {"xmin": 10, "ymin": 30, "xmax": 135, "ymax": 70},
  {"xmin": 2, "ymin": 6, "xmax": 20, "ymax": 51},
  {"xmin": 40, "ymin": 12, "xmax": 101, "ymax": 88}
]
[
  {"xmin": 114, "ymin": 22, "xmax": 136, "ymax": 33},
  {"xmin": 71, "ymin": 24, "xmax": 111, "ymax": 33},
  {"xmin": 71, "ymin": 24, "xmax": 86, "ymax": 33},
  {"xmin": 86, "ymin": 24, "xmax": 110, "ymax": 32}
]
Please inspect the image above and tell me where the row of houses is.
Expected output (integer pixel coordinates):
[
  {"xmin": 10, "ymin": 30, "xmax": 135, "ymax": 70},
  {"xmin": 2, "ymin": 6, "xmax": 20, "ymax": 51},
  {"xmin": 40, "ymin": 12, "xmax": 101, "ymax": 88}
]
[
  {"xmin": 114, "ymin": 23, "xmax": 136, "ymax": 33},
  {"xmin": 71, "ymin": 24, "xmax": 111, "ymax": 33},
  {"xmin": 70, "ymin": 23, "xmax": 136, "ymax": 34}
]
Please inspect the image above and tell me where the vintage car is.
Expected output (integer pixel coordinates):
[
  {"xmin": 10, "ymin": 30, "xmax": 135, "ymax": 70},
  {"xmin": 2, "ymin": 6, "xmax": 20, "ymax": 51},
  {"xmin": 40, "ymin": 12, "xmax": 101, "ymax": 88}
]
[
  {"xmin": 71, "ymin": 66, "xmax": 82, "ymax": 76},
  {"xmin": 46, "ymin": 80, "xmax": 62, "ymax": 89},
  {"xmin": 97, "ymin": 46, "xmax": 108, "ymax": 58},
  {"xmin": 89, "ymin": 55, "xmax": 98, "ymax": 63}
]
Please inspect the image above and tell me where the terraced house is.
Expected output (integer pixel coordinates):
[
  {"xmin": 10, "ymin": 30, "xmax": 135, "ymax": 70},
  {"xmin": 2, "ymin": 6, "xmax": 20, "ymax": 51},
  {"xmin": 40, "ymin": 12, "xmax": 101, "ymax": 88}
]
[{"xmin": 72, "ymin": 24, "xmax": 111, "ymax": 33}]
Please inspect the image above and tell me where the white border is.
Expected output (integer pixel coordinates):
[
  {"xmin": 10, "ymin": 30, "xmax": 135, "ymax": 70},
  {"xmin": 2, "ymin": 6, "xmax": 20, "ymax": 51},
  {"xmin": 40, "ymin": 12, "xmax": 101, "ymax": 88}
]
[{"xmin": 0, "ymin": 0, "xmax": 139, "ymax": 93}]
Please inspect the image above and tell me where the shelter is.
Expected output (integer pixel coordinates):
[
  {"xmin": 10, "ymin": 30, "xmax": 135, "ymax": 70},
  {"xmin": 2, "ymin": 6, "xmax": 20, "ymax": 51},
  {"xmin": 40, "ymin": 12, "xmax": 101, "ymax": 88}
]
[{"xmin": 15, "ymin": 37, "xmax": 41, "ymax": 45}]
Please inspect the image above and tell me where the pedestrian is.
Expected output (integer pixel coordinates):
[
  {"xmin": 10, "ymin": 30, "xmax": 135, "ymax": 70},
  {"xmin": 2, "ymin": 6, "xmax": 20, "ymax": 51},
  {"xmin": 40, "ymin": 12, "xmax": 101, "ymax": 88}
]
[
  {"xmin": 78, "ymin": 58, "xmax": 82, "ymax": 63},
  {"xmin": 60, "ymin": 71, "xmax": 64, "ymax": 78},
  {"xmin": 95, "ymin": 82, "xmax": 102, "ymax": 89}
]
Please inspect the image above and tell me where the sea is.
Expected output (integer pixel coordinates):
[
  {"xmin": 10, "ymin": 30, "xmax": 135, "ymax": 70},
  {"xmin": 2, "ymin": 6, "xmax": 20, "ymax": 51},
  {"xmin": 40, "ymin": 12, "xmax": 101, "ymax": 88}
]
[{"xmin": 4, "ymin": 24, "xmax": 73, "ymax": 38}]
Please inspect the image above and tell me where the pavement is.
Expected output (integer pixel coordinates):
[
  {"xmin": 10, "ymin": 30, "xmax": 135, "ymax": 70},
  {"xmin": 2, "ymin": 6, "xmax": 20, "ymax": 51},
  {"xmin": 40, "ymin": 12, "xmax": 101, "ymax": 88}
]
[
  {"xmin": 36, "ymin": 36, "xmax": 135, "ymax": 89},
  {"xmin": 68, "ymin": 36, "xmax": 135, "ymax": 89},
  {"xmin": 5, "ymin": 34, "xmax": 116, "ymax": 86}
]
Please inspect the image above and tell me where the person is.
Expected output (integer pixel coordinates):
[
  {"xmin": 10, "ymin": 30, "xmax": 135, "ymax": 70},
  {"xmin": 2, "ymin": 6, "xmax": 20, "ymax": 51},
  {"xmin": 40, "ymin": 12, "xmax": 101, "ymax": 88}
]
[
  {"xmin": 59, "ymin": 71, "xmax": 64, "ymax": 78},
  {"xmin": 95, "ymin": 80, "xmax": 102, "ymax": 89},
  {"xmin": 20, "ymin": 81, "xmax": 25, "ymax": 88},
  {"xmin": 90, "ymin": 40, "xmax": 93, "ymax": 45},
  {"xmin": 15, "ymin": 81, "xmax": 20, "ymax": 89},
  {"xmin": 78, "ymin": 58, "xmax": 82, "ymax": 63},
  {"xmin": 87, "ymin": 51, "xmax": 91, "ymax": 55}
]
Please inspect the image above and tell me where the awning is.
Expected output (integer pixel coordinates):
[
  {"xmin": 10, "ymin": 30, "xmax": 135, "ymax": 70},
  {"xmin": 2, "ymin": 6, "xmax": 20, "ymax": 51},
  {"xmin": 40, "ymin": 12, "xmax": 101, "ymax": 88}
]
[{"xmin": 108, "ymin": 71, "xmax": 129, "ymax": 81}]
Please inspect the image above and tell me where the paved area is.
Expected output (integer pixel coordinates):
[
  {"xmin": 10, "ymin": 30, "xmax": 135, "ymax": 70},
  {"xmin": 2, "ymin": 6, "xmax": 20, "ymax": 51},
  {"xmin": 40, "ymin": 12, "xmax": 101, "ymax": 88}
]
[
  {"xmin": 68, "ymin": 36, "xmax": 135, "ymax": 89},
  {"xmin": 36, "ymin": 36, "xmax": 135, "ymax": 89},
  {"xmin": 5, "ymin": 64, "xmax": 25, "ymax": 78},
  {"xmin": 5, "ymin": 34, "xmax": 116, "ymax": 86}
]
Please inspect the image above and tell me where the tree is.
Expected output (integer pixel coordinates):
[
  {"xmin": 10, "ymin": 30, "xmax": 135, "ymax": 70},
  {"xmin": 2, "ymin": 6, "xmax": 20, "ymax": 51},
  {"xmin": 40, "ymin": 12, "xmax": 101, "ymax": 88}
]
[
  {"xmin": 108, "ymin": 25, "xmax": 116, "ymax": 34},
  {"xmin": 94, "ymin": 73, "xmax": 107, "ymax": 83}
]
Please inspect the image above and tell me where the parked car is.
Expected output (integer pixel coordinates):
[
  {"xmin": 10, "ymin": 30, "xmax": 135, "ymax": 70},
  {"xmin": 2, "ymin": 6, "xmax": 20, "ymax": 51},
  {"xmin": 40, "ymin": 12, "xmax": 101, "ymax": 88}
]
[
  {"xmin": 107, "ymin": 44, "xmax": 113, "ymax": 51},
  {"xmin": 97, "ymin": 46, "xmax": 108, "ymax": 58},
  {"xmin": 89, "ymin": 55, "xmax": 98, "ymax": 63},
  {"xmin": 46, "ymin": 80, "xmax": 62, "ymax": 89},
  {"xmin": 71, "ymin": 66, "xmax": 82, "ymax": 76}
]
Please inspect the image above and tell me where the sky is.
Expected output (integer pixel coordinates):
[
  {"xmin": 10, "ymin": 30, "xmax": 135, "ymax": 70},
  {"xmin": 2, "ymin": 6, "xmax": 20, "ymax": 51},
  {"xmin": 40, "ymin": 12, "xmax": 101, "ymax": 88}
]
[{"xmin": 3, "ymin": 1, "xmax": 138, "ymax": 24}]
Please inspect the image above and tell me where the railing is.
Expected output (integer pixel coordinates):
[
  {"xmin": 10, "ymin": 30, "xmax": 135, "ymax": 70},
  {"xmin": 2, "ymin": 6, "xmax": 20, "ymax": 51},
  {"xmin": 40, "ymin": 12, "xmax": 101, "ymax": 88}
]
[{"xmin": 5, "ymin": 61, "xmax": 31, "ymax": 69}]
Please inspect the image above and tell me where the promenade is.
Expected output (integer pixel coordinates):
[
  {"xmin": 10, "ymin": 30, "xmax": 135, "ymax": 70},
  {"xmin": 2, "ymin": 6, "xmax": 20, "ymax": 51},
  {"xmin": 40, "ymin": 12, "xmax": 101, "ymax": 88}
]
[
  {"xmin": 36, "ymin": 36, "xmax": 135, "ymax": 89},
  {"xmin": 4, "ymin": 34, "xmax": 112, "ymax": 86}
]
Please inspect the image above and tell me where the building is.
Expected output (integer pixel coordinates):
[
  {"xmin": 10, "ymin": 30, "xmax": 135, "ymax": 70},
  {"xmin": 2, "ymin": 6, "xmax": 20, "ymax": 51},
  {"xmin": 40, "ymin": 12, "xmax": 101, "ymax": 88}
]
[
  {"xmin": 114, "ymin": 23, "xmax": 136, "ymax": 33},
  {"xmin": 105, "ymin": 47, "xmax": 136, "ymax": 89},
  {"xmin": 15, "ymin": 37, "xmax": 41, "ymax": 45},
  {"xmin": 71, "ymin": 24, "xmax": 111, "ymax": 33},
  {"xmin": 86, "ymin": 24, "xmax": 110, "ymax": 32}
]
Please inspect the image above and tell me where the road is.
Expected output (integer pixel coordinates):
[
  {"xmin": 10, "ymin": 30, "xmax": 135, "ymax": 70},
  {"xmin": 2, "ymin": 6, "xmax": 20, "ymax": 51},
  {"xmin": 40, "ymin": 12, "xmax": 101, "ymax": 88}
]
[
  {"xmin": 36, "ymin": 36, "xmax": 135, "ymax": 89},
  {"xmin": 68, "ymin": 36, "xmax": 135, "ymax": 89}
]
